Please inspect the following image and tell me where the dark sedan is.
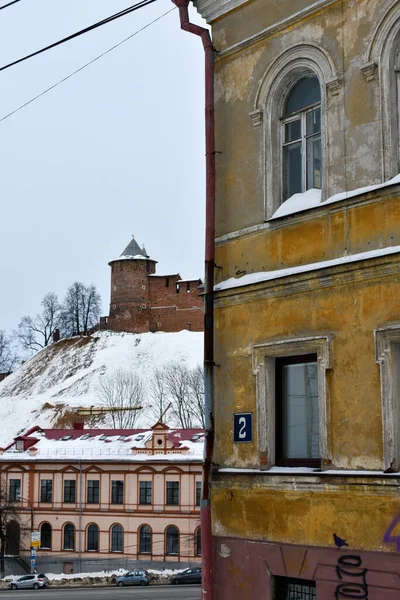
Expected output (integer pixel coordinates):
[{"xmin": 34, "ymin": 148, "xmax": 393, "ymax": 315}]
[{"xmin": 171, "ymin": 568, "xmax": 202, "ymax": 585}]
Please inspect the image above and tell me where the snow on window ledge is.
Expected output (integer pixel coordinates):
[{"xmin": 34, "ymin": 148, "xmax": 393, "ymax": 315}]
[
  {"xmin": 271, "ymin": 188, "xmax": 322, "ymax": 219},
  {"xmin": 214, "ymin": 244, "xmax": 400, "ymax": 292},
  {"xmin": 270, "ymin": 173, "xmax": 400, "ymax": 220},
  {"xmin": 218, "ymin": 467, "xmax": 400, "ymax": 477}
]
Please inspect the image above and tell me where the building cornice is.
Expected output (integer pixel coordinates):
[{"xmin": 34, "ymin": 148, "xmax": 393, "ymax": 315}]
[
  {"xmin": 193, "ymin": 0, "xmax": 250, "ymax": 23},
  {"xmin": 214, "ymin": 254, "xmax": 400, "ymax": 308},
  {"xmin": 194, "ymin": 0, "xmax": 340, "ymax": 52}
]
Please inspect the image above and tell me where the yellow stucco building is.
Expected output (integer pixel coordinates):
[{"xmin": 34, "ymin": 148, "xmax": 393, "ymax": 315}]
[{"xmin": 192, "ymin": 0, "xmax": 400, "ymax": 597}]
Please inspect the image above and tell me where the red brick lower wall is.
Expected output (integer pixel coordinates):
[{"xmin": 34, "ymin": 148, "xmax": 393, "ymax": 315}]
[
  {"xmin": 150, "ymin": 306, "xmax": 203, "ymax": 332},
  {"xmin": 212, "ymin": 536, "xmax": 400, "ymax": 599}
]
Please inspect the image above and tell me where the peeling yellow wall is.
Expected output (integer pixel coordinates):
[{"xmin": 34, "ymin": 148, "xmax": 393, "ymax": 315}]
[
  {"xmin": 213, "ymin": 0, "xmax": 394, "ymax": 237},
  {"xmin": 212, "ymin": 482, "xmax": 400, "ymax": 552}
]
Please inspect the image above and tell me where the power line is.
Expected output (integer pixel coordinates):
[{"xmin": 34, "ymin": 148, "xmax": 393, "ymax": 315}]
[
  {"xmin": 0, "ymin": 0, "xmax": 158, "ymax": 73},
  {"xmin": 0, "ymin": 0, "xmax": 24, "ymax": 10},
  {"xmin": 0, "ymin": 6, "xmax": 176, "ymax": 124}
]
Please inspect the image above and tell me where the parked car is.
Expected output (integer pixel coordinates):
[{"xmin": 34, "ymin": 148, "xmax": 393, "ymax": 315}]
[
  {"xmin": 170, "ymin": 567, "xmax": 202, "ymax": 585},
  {"xmin": 9, "ymin": 573, "xmax": 49, "ymax": 590},
  {"xmin": 115, "ymin": 569, "xmax": 150, "ymax": 586}
]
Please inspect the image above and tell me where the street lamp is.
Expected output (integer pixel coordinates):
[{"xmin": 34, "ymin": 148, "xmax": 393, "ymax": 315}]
[{"xmin": 16, "ymin": 495, "xmax": 35, "ymax": 573}]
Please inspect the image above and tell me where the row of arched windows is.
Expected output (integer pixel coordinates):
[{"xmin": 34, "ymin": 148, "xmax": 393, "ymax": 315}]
[{"xmin": 39, "ymin": 522, "xmax": 201, "ymax": 555}]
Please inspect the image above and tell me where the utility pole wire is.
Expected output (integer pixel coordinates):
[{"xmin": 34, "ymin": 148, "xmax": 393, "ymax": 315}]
[
  {"xmin": 0, "ymin": 0, "xmax": 24, "ymax": 10},
  {"xmin": 0, "ymin": 6, "xmax": 175, "ymax": 124},
  {"xmin": 0, "ymin": 0, "xmax": 158, "ymax": 73}
]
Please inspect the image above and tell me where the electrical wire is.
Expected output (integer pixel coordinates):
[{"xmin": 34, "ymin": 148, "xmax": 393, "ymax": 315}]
[
  {"xmin": 0, "ymin": 6, "xmax": 176, "ymax": 124},
  {"xmin": 0, "ymin": 0, "xmax": 24, "ymax": 10},
  {"xmin": 0, "ymin": 0, "xmax": 158, "ymax": 73}
]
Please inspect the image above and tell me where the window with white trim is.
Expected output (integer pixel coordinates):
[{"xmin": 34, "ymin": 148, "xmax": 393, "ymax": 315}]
[
  {"xmin": 253, "ymin": 336, "xmax": 332, "ymax": 469},
  {"xmin": 281, "ymin": 76, "xmax": 322, "ymax": 201}
]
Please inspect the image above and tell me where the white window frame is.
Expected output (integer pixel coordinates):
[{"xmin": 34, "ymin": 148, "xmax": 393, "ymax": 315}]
[
  {"xmin": 253, "ymin": 335, "xmax": 333, "ymax": 468},
  {"xmin": 374, "ymin": 324, "xmax": 400, "ymax": 471},
  {"xmin": 250, "ymin": 44, "xmax": 342, "ymax": 219},
  {"xmin": 281, "ymin": 99, "xmax": 322, "ymax": 201}
]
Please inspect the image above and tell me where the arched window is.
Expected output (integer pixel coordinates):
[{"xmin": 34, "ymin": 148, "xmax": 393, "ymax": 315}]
[
  {"xmin": 195, "ymin": 527, "xmax": 201, "ymax": 556},
  {"xmin": 40, "ymin": 523, "xmax": 51, "ymax": 549},
  {"xmin": 281, "ymin": 76, "xmax": 322, "ymax": 201},
  {"xmin": 165, "ymin": 525, "xmax": 179, "ymax": 556},
  {"xmin": 111, "ymin": 524, "xmax": 123, "ymax": 553},
  {"xmin": 63, "ymin": 524, "xmax": 75, "ymax": 551},
  {"xmin": 139, "ymin": 525, "xmax": 152, "ymax": 554},
  {"xmin": 87, "ymin": 524, "xmax": 99, "ymax": 552}
]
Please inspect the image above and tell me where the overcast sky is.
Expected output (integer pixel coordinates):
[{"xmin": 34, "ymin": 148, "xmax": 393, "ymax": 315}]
[{"xmin": 0, "ymin": 0, "xmax": 206, "ymax": 335}]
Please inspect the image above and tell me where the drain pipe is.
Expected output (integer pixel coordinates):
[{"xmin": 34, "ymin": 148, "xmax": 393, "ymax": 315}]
[{"xmin": 171, "ymin": 2, "xmax": 215, "ymax": 598}]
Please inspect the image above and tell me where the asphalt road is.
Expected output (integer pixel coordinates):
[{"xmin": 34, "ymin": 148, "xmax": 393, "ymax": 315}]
[{"xmin": 0, "ymin": 586, "xmax": 201, "ymax": 600}]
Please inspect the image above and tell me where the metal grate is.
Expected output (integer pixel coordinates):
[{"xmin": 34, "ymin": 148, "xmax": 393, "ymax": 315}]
[{"xmin": 275, "ymin": 577, "xmax": 317, "ymax": 600}]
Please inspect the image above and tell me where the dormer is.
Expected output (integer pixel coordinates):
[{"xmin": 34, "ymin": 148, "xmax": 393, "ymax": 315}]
[{"xmin": 131, "ymin": 422, "xmax": 189, "ymax": 455}]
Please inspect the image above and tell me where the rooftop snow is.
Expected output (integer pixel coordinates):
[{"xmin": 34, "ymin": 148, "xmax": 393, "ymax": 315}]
[
  {"xmin": 0, "ymin": 330, "xmax": 203, "ymax": 447},
  {"xmin": 1, "ymin": 427, "xmax": 204, "ymax": 462}
]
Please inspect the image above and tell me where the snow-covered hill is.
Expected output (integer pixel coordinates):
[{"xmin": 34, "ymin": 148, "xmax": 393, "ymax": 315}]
[{"xmin": 0, "ymin": 330, "xmax": 203, "ymax": 447}]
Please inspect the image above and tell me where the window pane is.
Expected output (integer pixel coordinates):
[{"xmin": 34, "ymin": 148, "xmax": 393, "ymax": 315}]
[
  {"xmin": 306, "ymin": 108, "xmax": 321, "ymax": 135},
  {"xmin": 281, "ymin": 361, "xmax": 319, "ymax": 460},
  {"xmin": 40, "ymin": 480, "xmax": 52, "ymax": 503},
  {"xmin": 285, "ymin": 76, "xmax": 321, "ymax": 115},
  {"xmin": 283, "ymin": 142, "xmax": 302, "ymax": 200},
  {"xmin": 111, "ymin": 481, "xmax": 124, "ymax": 504},
  {"xmin": 285, "ymin": 119, "xmax": 301, "ymax": 143},
  {"xmin": 139, "ymin": 481, "xmax": 152, "ymax": 505},
  {"xmin": 9, "ymin": 479, "xmax": 21, "ymax": 501},
  {"xmin": 87, "ymin": 524, "xmax": 99, "ymax": 551},
  {"xmin": 275, "ymin": 577, "xmax": 316, "ymax": 599},
  {"xmin": 111, "ymin": 525, "xmax": 123, "ymax": 552},
  {"xmin": 306, "ymin": 134, "xmax": 322, "ymax": 190},
  {"xmin": 139, "ymin": 525, "xmax": 152, "ymax": 553},
  {"xmin": 87, "ymin": 481, "xmax": 99, "ymax": 503},
  {"xmin": 63, "ymin": 524, "xmax": 75, "ymax": 550},
  {"xmin": 196, "ymin": 481, "xmax": 201, "ymax": 506},
  {"xmin": 166, "ymin": 482, "xmax": 179, "ymax": 505},
  {"xmin": 40, "ymin": 524, "xmax": 51, "ymax": 549},
  {"xmin": 64, "ymin": 480, "xmax": 76, "ymax": 503},
  {"xmin": 166, "ymin": 526, "xmax": 179, "ymax": 555}
]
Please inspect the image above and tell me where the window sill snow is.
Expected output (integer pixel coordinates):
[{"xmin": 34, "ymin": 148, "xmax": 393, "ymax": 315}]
[
  {"xmin": 215, "ymin": 244, "xmax": 400, "ymax": 291},
  {"xmin": 218, "ymin": 467, "xmax": 400, "ymax": 477},
  {"xmin": 271, "ymin": 173, "xmax": 400, "ymax": 220}
]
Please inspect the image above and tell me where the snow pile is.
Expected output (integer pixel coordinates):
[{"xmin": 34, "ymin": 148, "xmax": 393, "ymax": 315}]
[
  {"xmin": 3, "ymin": 568, "xmax": 189, "ymax": 587},
  {"xmin": 271, "ymin": 188, "xmax": 322, "ymax": 219},
  {"xmin": 0, "ymin": 331, "xmax": 203, "ymax": 447},
  {"xmin": 271, "ymin": 173, "xmax": 400, "ymax": 219}
]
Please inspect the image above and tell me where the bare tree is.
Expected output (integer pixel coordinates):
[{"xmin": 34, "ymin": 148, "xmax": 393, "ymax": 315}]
[
  {"xmin": 188, "ymin": 365, "xmax": 205, "ymax": 428},
  {"xmin": 97, "ymin": 369, "xmax": 144, "ymax": 428},
  {"xmin": 0, "ymin": 478, "xmax": 24, "ymax": 578},
  {"xmin": 0, "ymin": 330, "xmax": 18, "ymax": 373},
  {"xmin": 62, "ymin": 282, "xmax": 101, "ymax": 336},
  {"xmin": 16, "ymin": 292, "xmax": 62, "ymax": 352},
  {"xmin": 148, "ymin": 368, "xmax": 169, "ymax": 422},
  {"xmin": 163, "ymin": 362, "xmax": 194, "ymax": 428}
]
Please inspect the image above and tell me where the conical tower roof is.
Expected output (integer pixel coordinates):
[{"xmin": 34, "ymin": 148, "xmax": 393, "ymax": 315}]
[
  {"xmin": 120, "ymin": 236, "xmax": 148, "ymax": 259},
  {"xmin": 109, "ymin": 235, "xmax": 157, "ymax": 265}
]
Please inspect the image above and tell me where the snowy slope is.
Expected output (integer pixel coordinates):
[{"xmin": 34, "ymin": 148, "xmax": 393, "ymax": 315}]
[{"xmin": 0, "ymin": 331, "xmax": 203, "ymax": 447}]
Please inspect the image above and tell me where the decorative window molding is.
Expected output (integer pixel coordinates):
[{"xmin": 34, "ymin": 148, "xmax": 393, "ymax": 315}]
[
  {"xmin": 364, "ymin": 2, "xmax": 400, "ymax": 179},
  {"xmin": 374, "ymin": 324, "xmax": 400, "ymax": 471},
  {"xmin": 360, "ymin": 61, "xmax": 378, "ymax": 82},
  {"xmin": 251, "ymin": 44, "xmax": 342, "ymax": 218},
  {"xmin": 253, "ymin": 335, "xmax": 333, "ymax": 468}
]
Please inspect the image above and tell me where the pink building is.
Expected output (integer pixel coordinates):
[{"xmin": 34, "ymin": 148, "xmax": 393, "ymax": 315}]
[{"xmin": 0, "ymin": 422, "xmax": 203, "ymax": 574}]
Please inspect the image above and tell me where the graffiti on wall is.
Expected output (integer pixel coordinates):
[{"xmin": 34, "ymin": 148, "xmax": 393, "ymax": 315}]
[
  {"xmin": 335, "ymin": 555, "xmax": 368, "ymax": 599},
  {"xmin": 383, "ymin": 513, "xmax": 400, "ymax": 551}
]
